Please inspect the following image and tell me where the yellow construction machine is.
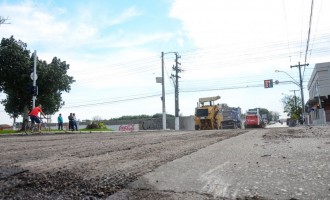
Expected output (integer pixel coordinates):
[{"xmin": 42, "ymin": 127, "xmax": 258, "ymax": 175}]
[{"xmin": 194, "ymin": 96, "xmax": 223, "ymax": 130}]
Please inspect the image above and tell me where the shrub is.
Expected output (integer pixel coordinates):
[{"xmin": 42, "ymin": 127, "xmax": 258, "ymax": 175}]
[
  {"xmin": 86, "ymin": 122, "xmax": 107, "ymax": 129},
  {"xmin": 97, "ymin": 122, "xmax": 107, "ymax": 129},
  {"xmin": 86, "ymin": 122, "xmax": 100, "ymax": 129}
]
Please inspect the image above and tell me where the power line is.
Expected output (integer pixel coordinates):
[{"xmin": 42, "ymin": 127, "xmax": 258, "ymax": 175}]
[
  {"xmin": 299, "ymin": 0, "xmax": 306, "ymax": 60},
  {"xmin": 61, "ymin": 79, "xmax": 309, "ymax": 110},
  {"xmin": 66, "ymin": 31, "xmax": 330, "ymax": 89},
  {"xmin": 303, "ymin": 0, "xmax": 314, "ymax": 76},
  {"xmin": 308, "ymin": 0, "xmax": 323, "ymax": 67},
  {"xmin": 282, "ymin": 0, "xmax": 292, "ymax": 62}
]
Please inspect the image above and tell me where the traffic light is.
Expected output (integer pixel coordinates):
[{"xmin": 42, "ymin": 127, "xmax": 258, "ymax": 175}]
[
  {"xmin": 264, "ymin": 79, "xmax": 273, "ymax": 88},
  {"xmin": 31, "ymin": 86, "xmax": 38, "ymax": 96}
]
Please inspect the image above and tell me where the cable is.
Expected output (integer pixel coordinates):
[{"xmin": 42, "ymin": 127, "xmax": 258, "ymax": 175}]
[
  {"xmin": 299, "ymin": 0, "xmax": 306, "ymax": 60},
  {"xmin": 308, "ymin": 0, "xmax": 323, "ymax": 65},
  {"xmin": 62, "ymin": 81, "xmax": 297, "ymax": 109},
  {"xmin": 303, "ymin": 0, "xmax": 314, "ymax": 78},
  {"xmin": 282, "ymin": 0, "xmax": 292, "ymax": 62}
]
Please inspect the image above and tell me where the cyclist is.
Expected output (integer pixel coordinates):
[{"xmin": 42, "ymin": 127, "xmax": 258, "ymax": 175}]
[{"xmin": 29, "ymin": 104, "xmax": 46, "ymax": 132}]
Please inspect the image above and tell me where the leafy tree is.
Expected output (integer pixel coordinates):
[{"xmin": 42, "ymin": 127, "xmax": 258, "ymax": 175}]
[
  {"xmin": 152, "ymin": 113, "xmax": 175, "ymax": 118},
  {"xmin": 259, "ymin": 108, "xmax": 272, "ymax": 122},
  {"xmin": 36, "ymin": 57, "xmax": 74, "ymax": 114},
  {"xmin": 0, "ymin": 36, "xmax": 74, "ymax": 127},
  {"xmin": 0, "ymin": 36, "xmax": 31, "ymax": 119},
  {"xmin": 111, "ymin": 115, "xmax": 149, "ymax": 120},
  {"xmin": 281, "ymin": 94, "xmax": 302, "ymax": 119},
  {"xmin": 110, "ymin": 113, "xmax": 175, "ymax": 121}
]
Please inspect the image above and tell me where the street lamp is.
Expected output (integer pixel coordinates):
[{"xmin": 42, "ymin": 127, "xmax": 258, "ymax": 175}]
[
  {"xmin": 275, "ymin": 70, "xmax": 299, "ymax": 85},
  {"xmin": 275, "ymin": 69, "xmax": 305, "ymax": 123},
  {"xmin": 160, "ymin": 51, "xmax": 177, "ymax": 130}
]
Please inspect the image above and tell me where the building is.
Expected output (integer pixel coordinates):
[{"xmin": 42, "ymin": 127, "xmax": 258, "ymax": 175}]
[
  {"xmin": 306, "ymin": 62, "xmax": 330, "ymax": 125},
  {"xmin": 0, "ymin": 124, "xmax": 12, "ymax": 130}
]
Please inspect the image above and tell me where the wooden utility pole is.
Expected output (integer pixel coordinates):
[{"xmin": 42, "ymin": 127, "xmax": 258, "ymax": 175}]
[
  {"xmin": 290, "ymin": 62, "xmax": 309, "ymax": 120},
  {"xmin": 171, "ymin": 53, "xmax": 181, "ymax": 130}
]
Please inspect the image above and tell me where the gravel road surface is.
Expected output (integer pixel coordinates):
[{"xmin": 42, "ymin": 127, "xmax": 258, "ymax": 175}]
[
  {"xmin": 1, "ymin": 125, "xmax": 329, "ymax": 200},
  {"xmin": 0, "ymin": 129, "xmax": 245, "ymax": 199}
]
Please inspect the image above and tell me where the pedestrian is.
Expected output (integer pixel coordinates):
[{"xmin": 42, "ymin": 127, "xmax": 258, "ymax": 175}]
[
  {"xmin": 68, "ymin": 113, "xmax": 74, "ymax": 131},
  {"xmin": 57, "ymin": 113, "xmax": 63, "ymax": 130},
  {"xmin": 73, "ymin": 113, "xmax": 78, "ymax": 131},
  {"xmin": 28, "ymin": 104, "xmax": 46, "ymax": 133}
]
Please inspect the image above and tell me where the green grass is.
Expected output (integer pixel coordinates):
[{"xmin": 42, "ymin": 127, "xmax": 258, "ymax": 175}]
[{"xmin": 0, "ymin": 130, "xmax": 20, "ymax": 134}]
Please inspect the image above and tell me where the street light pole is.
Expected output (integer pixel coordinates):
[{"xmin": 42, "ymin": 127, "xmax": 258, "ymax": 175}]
[
  {"xmin": 161, "ymin": 52, "xmax": 166, "ymax": 131},
  {"xmin": 275, "ymin": 69, "xmax": 304, "ymax": 123},
  {"xmin": 275, "ymin": 70, "xmax": 299, "ymax": 85},
  {"xmin": 161, "ymin": 51, "xmax": 177, "ymax": 130},
  {"xmin": 32, "ymin": 50, "xmax": 37, "ymax": 109}
]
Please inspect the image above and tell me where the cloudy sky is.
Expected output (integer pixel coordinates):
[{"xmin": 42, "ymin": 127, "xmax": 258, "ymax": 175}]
[{"xmin": 1, "ymin": 0, "xmax": 329, "ymax": 124}]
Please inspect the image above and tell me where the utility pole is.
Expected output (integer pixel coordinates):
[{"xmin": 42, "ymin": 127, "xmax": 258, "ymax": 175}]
[
  {"xmin": 32, "ymin": 50, "xmax": 37, "ymax": 108},
  {"xmin": 161, "ymin": 52, "xmax": 166, "ymax": 130},
  {"xmin": 171, "ymin": 53, "xmax": 181, "ymax": 130},
  {"xmin": 290, "ymin": 62, "xmax": 308, "ymax": 123}
]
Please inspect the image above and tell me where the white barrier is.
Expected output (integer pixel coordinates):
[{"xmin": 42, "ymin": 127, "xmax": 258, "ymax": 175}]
[{"xmin": 107, "ymin": 124, "xmax": 139, "ymax": 132}]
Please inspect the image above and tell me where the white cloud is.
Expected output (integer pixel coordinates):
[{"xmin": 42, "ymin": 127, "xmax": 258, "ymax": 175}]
[{"xmin": 108, "ymin": 7, "xmax": 141, "ymax": 26}]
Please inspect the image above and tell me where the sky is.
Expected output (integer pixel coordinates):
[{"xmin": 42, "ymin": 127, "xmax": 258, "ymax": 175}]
[{"xmin": 0, "ymin": 0, "xmax": 330, "ymax": 125}]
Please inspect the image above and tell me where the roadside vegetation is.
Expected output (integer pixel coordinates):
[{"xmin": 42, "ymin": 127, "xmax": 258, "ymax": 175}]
[
  {"xmin": 0, "ymin": 130, "xmax": 17, "ymax": 134},
  {"xmin": 110, "ymin": 113, "xmax": 175, "ymax": 120}
]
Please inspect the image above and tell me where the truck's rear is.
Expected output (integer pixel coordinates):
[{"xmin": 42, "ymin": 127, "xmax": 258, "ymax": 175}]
[
  {"xmin": 221, "ymin": 107, "xmax": 242, "ymax": 129},
  {"xmin": 244, "ymin": 108, "xmax": 265, "ymax": 128}
]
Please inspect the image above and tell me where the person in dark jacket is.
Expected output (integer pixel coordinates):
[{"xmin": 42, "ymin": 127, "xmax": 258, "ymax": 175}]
[{"xmin": 68, "ymin": 113, "xmax": 74, "ymax": 131}]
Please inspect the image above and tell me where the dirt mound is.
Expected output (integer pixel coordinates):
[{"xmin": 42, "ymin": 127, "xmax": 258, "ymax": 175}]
[{"xmin": 262, "ymin": 126, "xmax": 330, "ymax": 141}]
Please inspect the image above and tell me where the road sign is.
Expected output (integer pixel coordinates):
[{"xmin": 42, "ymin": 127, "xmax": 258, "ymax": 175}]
[{"xmin": 156, "ymin": 77, "xmax": 162, "ymax": 83}]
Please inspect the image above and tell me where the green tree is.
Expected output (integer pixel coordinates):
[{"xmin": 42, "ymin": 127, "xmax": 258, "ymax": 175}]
[
  {"xmin": 0, "ymin": 36, "xmax": 74, "ymax": 127},
  {"xmin": 259, "ymin": 108, "xmax": 272, "ymax": 122},
  {"xmin": 281, "ymin": 94, "xmax": 302, "ymax": 119},
  {"xmin": 0, "ymin": 36, "xmax": 31, "ymax": 119}
]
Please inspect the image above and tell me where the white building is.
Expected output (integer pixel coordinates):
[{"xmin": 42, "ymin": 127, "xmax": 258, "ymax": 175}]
[{"xmin": 306, "ymin": 62, "xmax": 330, "ymax": 125}]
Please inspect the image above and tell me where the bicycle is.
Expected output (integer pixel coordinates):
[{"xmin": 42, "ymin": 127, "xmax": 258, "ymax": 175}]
[{"xmin": 24, "ymin": 117, "xmax": 50, "ymax": 134}]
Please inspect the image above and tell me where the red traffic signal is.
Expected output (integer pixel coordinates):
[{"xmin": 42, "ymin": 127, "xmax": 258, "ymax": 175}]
[{"xmin": 264, "ymin": 79, "xmax": 273, "ymax": 88}]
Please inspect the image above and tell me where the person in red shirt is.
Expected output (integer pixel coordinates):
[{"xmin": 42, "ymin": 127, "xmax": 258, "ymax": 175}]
[{"xmin": 29, "ymin": 104, "xmax": 46, "ymax": 132}]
